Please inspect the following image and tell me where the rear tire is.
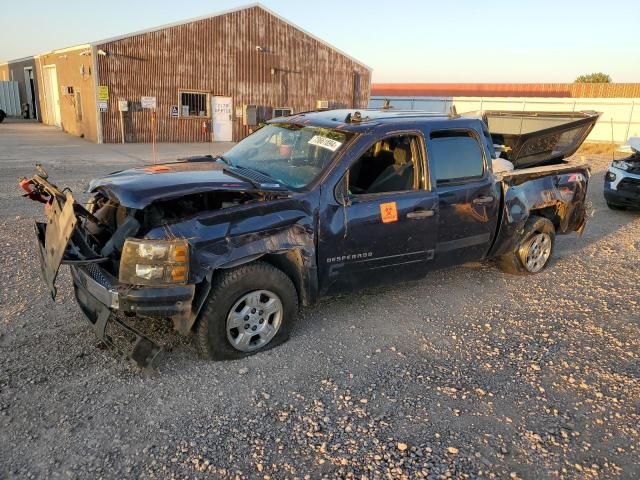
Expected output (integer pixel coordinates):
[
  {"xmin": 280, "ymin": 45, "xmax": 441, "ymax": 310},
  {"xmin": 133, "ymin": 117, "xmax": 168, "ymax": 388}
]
[
  {"xmin": 497, "ymin": 216, "xmax": 555, "ymax": 275},
  {"xmin": 606, "ymin": 201, "xmax": 626, "ymax": 210},
  {"xmin": 194, "ymin": 261, "xmax": 298, "ymax": 360}
]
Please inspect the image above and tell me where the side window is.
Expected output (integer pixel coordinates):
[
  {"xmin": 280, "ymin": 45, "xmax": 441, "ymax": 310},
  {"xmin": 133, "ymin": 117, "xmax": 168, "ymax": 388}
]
[
  {"xmin": 429, "ymin": 130, "xmax": 485, "ymax": 184},
  {"xmin": 348, "ymin": 135, "xmax": 422, "ymax": 195}
]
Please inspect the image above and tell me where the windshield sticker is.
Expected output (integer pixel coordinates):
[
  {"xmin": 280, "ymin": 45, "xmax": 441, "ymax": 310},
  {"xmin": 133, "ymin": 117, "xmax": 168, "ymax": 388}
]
[{"xmin": 308, "ymin": 135, "xmax": 343, "ymax": 152}]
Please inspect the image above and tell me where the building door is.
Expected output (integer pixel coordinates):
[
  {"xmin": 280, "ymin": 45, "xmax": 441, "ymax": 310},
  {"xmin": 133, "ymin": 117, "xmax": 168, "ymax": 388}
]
[
  {"xmin": 23, "ymin": 67, "xmax": 37, "ymax": 119},
  {"xmin": 211, "ymin": 96, "xmax": 232, "ymax": 142},
  {"xmin": 43, "ymin": 66, "xmax": 61, "ymax": 127}
]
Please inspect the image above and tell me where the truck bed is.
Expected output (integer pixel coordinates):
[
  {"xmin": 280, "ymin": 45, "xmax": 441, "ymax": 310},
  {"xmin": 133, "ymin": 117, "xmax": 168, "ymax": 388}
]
[
  {"xmin": 496, "ymin": 158, "xmax": 590, "ymax": 183},
  {"xmin": 489, "ymin": 159, "xmax": 590, "ymax": 258}
]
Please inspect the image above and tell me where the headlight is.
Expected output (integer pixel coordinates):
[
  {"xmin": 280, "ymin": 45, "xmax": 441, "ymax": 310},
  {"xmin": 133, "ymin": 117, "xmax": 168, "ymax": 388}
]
[
  {"xmin": 612, "ymin": 160, "xmax": 630, "ymax": 171},
  {"xmin": 605, "ymin": 171, "xmax": 616, "ymax": 182},
  {"xmin": 119, "ymin": 239, "xmax": 189, "ymax": 286}
]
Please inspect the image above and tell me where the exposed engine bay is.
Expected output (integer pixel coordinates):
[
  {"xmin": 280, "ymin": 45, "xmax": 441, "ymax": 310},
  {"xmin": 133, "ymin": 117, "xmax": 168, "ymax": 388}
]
[{"xmin": 82, "ymin": 188, "xmax": 275, "ymax": 276}]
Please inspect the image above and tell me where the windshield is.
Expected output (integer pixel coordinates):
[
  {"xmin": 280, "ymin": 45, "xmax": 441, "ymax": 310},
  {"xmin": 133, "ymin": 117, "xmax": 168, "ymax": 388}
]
[{"xmin": 223, "ymin": 124, "xmax": 354, "ymax": 189}]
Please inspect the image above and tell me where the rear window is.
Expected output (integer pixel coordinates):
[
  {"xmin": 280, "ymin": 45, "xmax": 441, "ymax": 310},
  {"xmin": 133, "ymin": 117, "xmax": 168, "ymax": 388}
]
[{"xmin": 429, "ymin": 130, "xmax": 485, "ymax": 184}]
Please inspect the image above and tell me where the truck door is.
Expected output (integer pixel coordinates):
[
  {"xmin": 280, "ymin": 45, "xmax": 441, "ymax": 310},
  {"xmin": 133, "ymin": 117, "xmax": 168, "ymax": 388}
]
[
  {"xmin": 426, "ymin": 129, "xmax": 500, "ymax": 267},
  {"xmin": 318, "ymin": 133, "xmax": 439, "ymax": 294}
]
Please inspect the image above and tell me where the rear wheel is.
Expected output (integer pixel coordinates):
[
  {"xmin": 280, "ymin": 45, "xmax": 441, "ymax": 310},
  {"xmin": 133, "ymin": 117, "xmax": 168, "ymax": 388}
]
[
  {"xmin": 195, "ymin": 261, "xmax": 298, "ymax": 360},
  {"xmin": 497, "ymin": 216, "xmax": 555, "ymax": 275},
  {"xmin": 606, "ymin": 201, "xmax": 626, "ymax": 210}
]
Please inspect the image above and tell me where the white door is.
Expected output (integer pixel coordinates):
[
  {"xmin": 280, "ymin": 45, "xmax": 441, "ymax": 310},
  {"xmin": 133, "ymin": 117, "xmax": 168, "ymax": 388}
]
[
  {"xmin": 211, "ymin": 96, "xmax": 232, "ymax": 142},
  {"xmin": 43, "ymin": 66, "xmax": 61, "ymax": 127}
]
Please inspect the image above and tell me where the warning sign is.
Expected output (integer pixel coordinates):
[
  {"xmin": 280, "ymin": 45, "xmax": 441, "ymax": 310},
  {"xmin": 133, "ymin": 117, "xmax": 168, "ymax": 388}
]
[
  {"xmin": 141, "ymin": 96, "xmax": 157, "ymax": 109},
  {"xmin": 380, "ymin": 202, "xmax": 398, "ymax": 223},
  {"xmin": 97, "ymin": 85, "xmax": 109, "ymax": 101},
  {"xmin": 170, "ymin": 105, "xmax": 179, "ymax": 117}
]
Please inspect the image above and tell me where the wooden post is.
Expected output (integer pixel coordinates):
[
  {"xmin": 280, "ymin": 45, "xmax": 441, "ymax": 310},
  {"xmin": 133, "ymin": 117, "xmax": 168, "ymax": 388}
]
[
  {"xmin": 120, "ymin": 110, "xmax": 125, "ymax": 144},
  {"xmin": 151, "ymin": 110, "xmax": 157, "ymax": 164}
]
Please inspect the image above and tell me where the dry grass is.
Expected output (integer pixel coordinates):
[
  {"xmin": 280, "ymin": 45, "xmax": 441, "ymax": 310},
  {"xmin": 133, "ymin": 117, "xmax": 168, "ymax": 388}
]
[{"xmin": 576, "ymin": 142, "xmax": 620, "ymax": 156}]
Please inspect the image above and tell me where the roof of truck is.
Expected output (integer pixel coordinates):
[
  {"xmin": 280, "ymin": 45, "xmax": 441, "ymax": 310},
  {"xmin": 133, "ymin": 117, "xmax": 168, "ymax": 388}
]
[{"xmin": 269, "ymin": 109, "xmax": 478, "ymax": 132}]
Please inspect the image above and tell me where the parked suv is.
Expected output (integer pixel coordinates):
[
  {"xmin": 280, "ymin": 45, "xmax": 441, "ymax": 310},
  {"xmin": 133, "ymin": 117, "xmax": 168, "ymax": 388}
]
[{"xmin": 605, "ymin": 138, "xmax": 640, "ymax": 209}]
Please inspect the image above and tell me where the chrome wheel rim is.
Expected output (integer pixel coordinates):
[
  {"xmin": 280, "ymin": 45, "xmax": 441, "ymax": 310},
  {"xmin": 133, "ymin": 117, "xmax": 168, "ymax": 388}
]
[
  {"xmin": 226, "ymin": 290, "xmax": 283, "ymax": 352},
  {"xmin": 523, "ymin": 233, "xmax": 552, "ymax": 273}
]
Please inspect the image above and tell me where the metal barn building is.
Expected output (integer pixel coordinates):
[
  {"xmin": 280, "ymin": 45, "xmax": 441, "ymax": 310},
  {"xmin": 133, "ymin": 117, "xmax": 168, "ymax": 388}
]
[{"xmin": 1, "ymin": 3, "xmax": 371, "ymax": 143}]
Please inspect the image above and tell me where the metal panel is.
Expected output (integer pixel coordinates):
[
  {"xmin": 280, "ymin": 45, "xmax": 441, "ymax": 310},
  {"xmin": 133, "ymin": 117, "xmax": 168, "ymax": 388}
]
[
  {"xmin": 370, "ymin": 96, "xmax": 640, "ymax": 143},
  {"xmin": 96, "ymin": 5, "xmax": 371, "ymax": 143},
  {"xmin": 0, "ymin": 81, "xmax": 21, "ymax": 116}
]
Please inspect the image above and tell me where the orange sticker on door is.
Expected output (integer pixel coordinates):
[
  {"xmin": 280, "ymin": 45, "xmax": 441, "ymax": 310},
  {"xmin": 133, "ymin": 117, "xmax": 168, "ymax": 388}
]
[{"xmin": 380, "ymin": 202, "xmax": 398, "ymax": 223}]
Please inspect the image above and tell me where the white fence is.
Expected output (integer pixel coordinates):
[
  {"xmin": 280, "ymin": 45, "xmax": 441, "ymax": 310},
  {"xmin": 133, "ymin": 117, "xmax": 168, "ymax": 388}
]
[
  {"xmin": 369, "ymin": 96, "xmax": 639, "ymax": 143},
  {"xmin": 0, "ymin": 81, "xmax": 21, "ymax": 116}
]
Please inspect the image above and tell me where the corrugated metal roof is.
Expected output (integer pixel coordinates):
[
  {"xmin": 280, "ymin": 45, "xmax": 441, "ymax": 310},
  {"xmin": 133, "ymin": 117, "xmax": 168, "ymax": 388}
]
[{"xmin": 371, "ymin": 83, "xmax": 640, "ymax": 98}]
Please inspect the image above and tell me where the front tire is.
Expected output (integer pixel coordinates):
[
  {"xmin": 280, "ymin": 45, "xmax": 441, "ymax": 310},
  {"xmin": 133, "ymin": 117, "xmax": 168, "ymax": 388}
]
[
  {"xmin": 497, "ymin": 216, "xmax": 555, "ymax": 275},
  {"xmin": 195, "ymin": 262, "xmax": 298, "ymax": 360}
]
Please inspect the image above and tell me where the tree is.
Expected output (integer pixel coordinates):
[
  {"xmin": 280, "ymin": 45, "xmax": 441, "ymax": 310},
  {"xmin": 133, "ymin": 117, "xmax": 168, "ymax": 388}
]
[{"xmin": 574, "ymin": 72, "xmax": 612, "ymax": 83}]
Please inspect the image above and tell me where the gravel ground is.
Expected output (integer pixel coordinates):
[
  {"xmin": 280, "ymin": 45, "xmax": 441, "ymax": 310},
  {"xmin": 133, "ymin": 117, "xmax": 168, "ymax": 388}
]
[{"xmin": 1, "ymin": 121, "xmax": 639, "ymax": 479}]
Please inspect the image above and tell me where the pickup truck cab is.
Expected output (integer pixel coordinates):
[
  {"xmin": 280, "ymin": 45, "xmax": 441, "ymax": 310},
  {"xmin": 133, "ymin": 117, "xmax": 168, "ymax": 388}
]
[{"xmin": 22, "ymin": 109, "xmax": 597, "ymax": 366}]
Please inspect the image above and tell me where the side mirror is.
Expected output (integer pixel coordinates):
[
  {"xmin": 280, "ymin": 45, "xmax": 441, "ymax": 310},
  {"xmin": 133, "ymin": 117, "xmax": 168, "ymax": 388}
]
[{"xmin": 335, "ymin": 172, "xmax": 352, "ymax": 206}]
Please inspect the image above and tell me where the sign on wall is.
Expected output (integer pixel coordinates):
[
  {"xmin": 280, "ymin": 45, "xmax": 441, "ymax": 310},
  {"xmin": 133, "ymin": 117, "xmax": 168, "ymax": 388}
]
[
  {"xmin": 97, "ymin": 100, "xmax": 108, "ymax": 112},
  {"xmin": 170, "ymin": 105, "xmax": 179, "ymax": 117},
  {"xmin": 97, "ymin": 85, "xmax": 109, "ymax": 101},
  {"xmin": 118, "ymin": 100, "xmax": 128, "ymax": 112},
  {"xmin": 141, "ymin": 96, "xmax": 157, "ymax": 109}
]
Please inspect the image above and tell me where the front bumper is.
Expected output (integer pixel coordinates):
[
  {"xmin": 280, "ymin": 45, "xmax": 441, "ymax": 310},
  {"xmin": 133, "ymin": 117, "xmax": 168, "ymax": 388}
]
[
  {"xmin": 604, "ymin": 166, "xmax": 640, "ymax": 207},
  {"xmin": 70, "ymin": 264, "xmax": 195, "ymax": 367}
]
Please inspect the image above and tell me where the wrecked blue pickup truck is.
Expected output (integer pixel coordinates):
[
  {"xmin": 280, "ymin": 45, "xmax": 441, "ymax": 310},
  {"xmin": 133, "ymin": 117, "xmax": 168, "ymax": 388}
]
[{"xmin": 21, "ymin": 109, "xmax": 598, "ymax": 366}]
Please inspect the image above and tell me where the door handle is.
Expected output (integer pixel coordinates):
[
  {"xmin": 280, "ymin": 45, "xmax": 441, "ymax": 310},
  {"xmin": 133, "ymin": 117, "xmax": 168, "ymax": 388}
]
[
  {"xmin": 406, "ymin": 209, "xmax": 435, "ymax": 219},
  {"xmin": 472, "ymin": 195, "xmax": 494, "ymax": 205}
]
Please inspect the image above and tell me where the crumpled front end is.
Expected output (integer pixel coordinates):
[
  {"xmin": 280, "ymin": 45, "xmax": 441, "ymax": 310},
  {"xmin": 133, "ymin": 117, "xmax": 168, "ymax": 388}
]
[
  {"xmin": 20, "ymin": 165, "xmax": 304, "ymax": 367},
  {"xmin": 22, "ymin": 172, "xmax": 199, "ymax": 366}
]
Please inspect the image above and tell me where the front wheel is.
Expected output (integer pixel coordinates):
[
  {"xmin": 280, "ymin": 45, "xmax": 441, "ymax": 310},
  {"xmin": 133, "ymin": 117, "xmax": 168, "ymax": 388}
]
[
  {"xmin": 497, "ymin": 216, "xmax": 556, "ymax": 275},
  {"xmin": 195, "ymin": 262, "xmax": 298, "ymax": 360}
]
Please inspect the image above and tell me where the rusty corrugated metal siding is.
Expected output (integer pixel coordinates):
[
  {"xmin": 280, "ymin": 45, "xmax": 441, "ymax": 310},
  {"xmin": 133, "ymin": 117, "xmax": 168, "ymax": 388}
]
[
  {"xmin": 96, "ymin": 6, "xmax": 371, "ymax": 143},
  {"xmin": 371, "ymin": 83, "xmax": 640, "ymax": 98}
]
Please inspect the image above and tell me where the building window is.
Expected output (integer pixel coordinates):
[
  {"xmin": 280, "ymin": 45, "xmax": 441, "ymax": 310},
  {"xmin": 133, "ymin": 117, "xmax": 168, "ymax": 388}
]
[
  {"xmin": 179, "ymin": 91, "xmax": 209, "ymax": 117},
  {"xmin": 273, "ymin": 107, "xmax": 293, "ymax": 118}
]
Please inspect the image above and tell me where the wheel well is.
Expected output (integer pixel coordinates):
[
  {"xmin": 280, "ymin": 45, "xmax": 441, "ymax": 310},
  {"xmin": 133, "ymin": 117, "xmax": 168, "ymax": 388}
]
[
  {"xmin": 258, "ymin": 251, "xmax": 308, "ymax": 306},
  {"xmin": 529, "ymin": 206, "xmax": 561, "ymax": 231}
]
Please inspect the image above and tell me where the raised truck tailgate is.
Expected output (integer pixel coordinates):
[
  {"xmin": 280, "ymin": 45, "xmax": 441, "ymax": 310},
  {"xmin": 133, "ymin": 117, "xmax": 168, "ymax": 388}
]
[{"xmin": 485, "ymin": 110, "xmax": 600, "ymax": 169}]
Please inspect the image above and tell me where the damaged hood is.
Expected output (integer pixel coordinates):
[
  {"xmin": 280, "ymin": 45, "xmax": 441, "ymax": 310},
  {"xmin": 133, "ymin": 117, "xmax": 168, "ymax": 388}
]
[{"xmin": 89, "ymin": 161, "xmax": 280, "ymax": 209}]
